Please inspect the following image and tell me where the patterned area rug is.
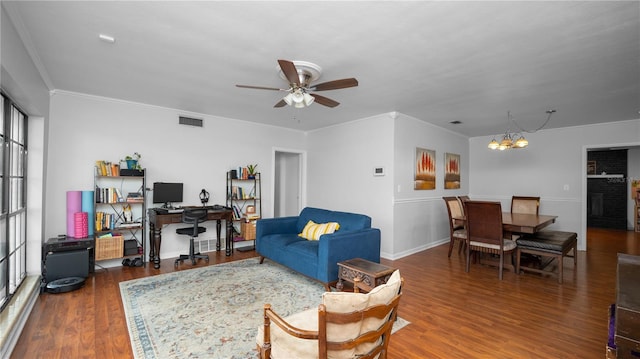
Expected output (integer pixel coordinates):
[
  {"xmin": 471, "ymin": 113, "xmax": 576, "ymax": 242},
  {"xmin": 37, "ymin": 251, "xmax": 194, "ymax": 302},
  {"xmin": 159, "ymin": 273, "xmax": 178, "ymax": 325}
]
[{"xmin": 120, "ymin": 258, "xmax": 409, "ymax": 359}]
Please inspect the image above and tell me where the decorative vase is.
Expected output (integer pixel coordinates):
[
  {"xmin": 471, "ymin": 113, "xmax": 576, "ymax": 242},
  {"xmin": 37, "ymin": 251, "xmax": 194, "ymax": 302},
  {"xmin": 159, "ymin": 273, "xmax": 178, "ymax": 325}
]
[{"xmin": 126, "ymin": 159, "xmax": 138, "ymax": 169}]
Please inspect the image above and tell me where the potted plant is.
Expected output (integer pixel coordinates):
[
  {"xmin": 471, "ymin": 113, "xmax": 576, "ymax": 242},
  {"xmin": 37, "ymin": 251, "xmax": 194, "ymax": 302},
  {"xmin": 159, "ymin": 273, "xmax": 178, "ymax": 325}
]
[
  {"xmin": 247, "ymin": 164, "xmax": 258, "ymax": 179},
  {"xmin": 124, "ymin": 152, "xmax": 142, "ymax": 170}
]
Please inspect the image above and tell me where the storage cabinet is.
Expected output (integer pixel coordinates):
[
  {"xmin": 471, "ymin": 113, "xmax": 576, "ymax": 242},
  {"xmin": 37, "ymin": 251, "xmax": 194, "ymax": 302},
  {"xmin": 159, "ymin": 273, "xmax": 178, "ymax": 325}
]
[
  {"xmin": 226, "ymin": 171, "xmax": 261, "ymax": 251},
  {"xmin": 94, "ymin": 168, "xmax": 146, "ymax": 263}
]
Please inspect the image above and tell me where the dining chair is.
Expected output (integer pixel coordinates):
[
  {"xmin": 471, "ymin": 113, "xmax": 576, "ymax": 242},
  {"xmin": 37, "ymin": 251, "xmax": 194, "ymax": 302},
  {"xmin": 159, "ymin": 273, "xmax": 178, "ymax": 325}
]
[
  {"xmin": 511, "ymin": 196, "xmax": 540, "ymax": 215},
  {"xmin": 443, "ymin": 197, "xmax": 467, "ymax": 257},
  {"xmin": 256, "ymin": 270, "xmax": 403, "ymax": 359},
  {"xmin": 463, "ymin": 200, "xmax": 517, "ymax": 280},
  {"xmin": 458, "ymin": 195, "xmax": 470, "ymax": 203}
]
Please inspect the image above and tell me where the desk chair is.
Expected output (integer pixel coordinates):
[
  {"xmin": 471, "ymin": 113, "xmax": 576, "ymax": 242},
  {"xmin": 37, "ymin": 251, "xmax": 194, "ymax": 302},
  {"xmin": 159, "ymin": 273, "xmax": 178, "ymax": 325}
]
[{"xmin": 175, "ymin": 208, "xmax": 209, "ymax": 266}]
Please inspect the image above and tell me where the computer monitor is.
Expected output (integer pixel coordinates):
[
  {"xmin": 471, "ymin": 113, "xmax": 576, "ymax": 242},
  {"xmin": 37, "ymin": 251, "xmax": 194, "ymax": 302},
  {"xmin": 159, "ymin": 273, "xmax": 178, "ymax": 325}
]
[{"xmin": 152, "ymin": 182, "xmax": 183, "ymax": 208}]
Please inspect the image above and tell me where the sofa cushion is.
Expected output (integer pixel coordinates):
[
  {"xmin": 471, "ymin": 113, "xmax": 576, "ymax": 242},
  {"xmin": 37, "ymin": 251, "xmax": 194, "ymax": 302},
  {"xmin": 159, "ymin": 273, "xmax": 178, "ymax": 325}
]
[
  {"xmin": 299, "ymin": 220, "xmax": 341, "ymax": 240},
  {"xmin": 262, "ymin": 233, "xmax": 303, "ymax": 248},
  {"xmin": 297, "ymin": 207, "xmax": 372, "ymax": 233}
]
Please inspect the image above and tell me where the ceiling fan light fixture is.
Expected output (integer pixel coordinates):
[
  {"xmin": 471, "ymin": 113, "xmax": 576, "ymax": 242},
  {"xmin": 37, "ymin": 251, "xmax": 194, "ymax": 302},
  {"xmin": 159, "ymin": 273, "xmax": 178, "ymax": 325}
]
[
  {"xmin": 292, "ymin": 89, "xmax": 304, "ymax": 104},
  {"xmin": 303, "ymin": 93, "xmax": 315, "ymax": 106},
  {"xmin": 283, "ymin": 93, "xmax": 294, "ymax": 106}
]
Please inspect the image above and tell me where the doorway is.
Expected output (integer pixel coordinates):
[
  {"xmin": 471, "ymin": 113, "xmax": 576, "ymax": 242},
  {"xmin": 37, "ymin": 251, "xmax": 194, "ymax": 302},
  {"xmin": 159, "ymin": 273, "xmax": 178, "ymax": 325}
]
[
  {"xmin": 582, "ymin": 144, "xmax": 640, "ymax": 249},
  {"xmin": 273, "ymin": 149, "xmax": 305, "ymax": 218}
]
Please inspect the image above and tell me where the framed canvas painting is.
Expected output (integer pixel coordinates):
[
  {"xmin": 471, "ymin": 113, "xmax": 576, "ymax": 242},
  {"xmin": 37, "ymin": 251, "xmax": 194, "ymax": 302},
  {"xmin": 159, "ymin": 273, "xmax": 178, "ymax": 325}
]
[
  {"xmin": 444, "ymin": 153, "xmax": 460, "ymax": 189},
  {"xmin": 415, "ymin": 147, "xmax": 435, "ymax": 190}
]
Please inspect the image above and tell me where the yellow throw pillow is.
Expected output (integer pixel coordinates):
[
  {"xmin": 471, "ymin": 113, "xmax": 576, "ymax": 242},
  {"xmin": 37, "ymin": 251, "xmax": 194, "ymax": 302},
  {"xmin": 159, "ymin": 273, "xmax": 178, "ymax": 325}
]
[{"xmin": 298, "ymin": 220, "xmax": 340, "ymax": 241}]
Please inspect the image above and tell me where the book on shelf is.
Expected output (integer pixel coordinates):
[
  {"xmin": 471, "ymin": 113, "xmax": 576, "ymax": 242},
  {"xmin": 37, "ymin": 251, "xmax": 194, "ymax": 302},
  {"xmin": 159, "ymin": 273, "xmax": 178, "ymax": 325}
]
[
  {"xmin": 116, "ymin": 222, "xmax": 142, "ymax": 229},
  {"xmin": 95, "ymin": 160, "xmax": 120, "ymax": 176},
  {"xmin": 95, "ymin": 187, "xmax": 125, "ymax": 203},
  {"xmin": 126, "ymin": 193, "xmax": 143, "ymax": 202},
  {"xmin": 232, "ymin": 204, "xmax": 243, "ymax": 220},
  {"xmin": 95, "ymin": 212, "xmax": 116, "ymax": 232}
]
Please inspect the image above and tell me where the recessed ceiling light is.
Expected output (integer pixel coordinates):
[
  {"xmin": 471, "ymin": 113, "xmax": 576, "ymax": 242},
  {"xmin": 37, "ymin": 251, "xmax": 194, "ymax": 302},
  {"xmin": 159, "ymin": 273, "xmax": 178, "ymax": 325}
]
[
  {"xmin": 98, "ymin": 34, "xmax": 116, "ymax": 43},
  {"xmin": 450, "ymin": 120, "xmax": 462, "ymax": 125}
]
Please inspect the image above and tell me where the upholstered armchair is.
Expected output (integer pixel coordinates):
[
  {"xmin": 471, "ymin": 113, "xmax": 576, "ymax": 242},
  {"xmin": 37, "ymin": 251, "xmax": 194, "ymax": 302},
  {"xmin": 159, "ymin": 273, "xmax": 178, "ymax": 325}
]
[{"xmin": 256, "ymin": 270, "xmax": 403, "ymax": 359}]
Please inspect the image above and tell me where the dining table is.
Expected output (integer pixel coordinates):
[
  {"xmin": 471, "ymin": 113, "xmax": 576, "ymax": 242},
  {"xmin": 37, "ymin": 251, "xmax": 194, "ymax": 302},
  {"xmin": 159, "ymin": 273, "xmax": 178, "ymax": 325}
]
[
  {"xmin": 453, "ymin": 212, "xmax": 558, "ymax": 237},
  {"xmin": 501, "ymin": 212, "xmax": 557, "ymax": 236}
]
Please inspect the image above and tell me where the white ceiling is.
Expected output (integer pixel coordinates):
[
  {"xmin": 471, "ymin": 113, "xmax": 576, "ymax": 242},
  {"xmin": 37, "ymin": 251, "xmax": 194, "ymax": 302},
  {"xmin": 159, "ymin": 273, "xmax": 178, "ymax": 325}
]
[{"xmin": 3, "ymin": 1, "xmax": 639, "ymax": 136}]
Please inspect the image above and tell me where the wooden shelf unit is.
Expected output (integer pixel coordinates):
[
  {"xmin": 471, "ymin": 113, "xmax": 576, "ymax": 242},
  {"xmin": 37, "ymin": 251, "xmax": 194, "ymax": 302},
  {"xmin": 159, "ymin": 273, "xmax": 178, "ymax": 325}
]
[
  {"xmin": 93, "ymin": 170, "xmax": 146, "ymax": 264},
  {"xmin": 226, "ymin": 171, "xmax": 261, "ymax": 251}
]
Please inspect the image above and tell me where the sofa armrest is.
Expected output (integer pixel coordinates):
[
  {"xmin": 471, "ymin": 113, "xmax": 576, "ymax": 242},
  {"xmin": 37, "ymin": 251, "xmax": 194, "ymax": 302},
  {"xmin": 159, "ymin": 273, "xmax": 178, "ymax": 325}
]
[
  {"xmin": 317, "ymin": 228, "xmax": 382, "ymax": 282},
  {"xmin": 256, "ymin": 216, "xmax": 299, "ymax": 238}
]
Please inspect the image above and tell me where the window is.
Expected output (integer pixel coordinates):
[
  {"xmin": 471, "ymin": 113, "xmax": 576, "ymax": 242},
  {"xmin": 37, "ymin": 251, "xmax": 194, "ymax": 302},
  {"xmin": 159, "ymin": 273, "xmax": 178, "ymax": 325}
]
[{"xmin": 0, "ymin": 92, "xmax": 28, "ymax": 310}]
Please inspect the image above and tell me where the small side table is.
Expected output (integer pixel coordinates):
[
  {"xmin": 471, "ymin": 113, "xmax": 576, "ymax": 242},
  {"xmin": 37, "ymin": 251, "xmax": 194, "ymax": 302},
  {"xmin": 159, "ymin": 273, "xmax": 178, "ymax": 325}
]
[{"xmin": 337, "ymin": 258, "xmax": 396, "ymax": 293}]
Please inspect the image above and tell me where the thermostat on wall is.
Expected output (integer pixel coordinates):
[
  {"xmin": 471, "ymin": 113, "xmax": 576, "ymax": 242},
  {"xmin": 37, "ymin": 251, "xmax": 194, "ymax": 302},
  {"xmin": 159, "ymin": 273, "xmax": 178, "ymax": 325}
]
[{"xmin": 373, "ymin": 167, "xmax": 385, "ymax": 176}]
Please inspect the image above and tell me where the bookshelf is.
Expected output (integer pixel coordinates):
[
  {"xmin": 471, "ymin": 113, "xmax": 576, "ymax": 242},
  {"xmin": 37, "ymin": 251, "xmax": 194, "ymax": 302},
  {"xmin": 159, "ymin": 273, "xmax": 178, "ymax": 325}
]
[
  {"xmin": 94, "ymin": 162, "xmax": 146, "ymax": 264},
  {"xmin": 635, "ymin": 197, "xmax": 639, "ymax": 232},
  {"xmin": 226, "ymin": 170, "xmax": 261, "ymax": 251}
]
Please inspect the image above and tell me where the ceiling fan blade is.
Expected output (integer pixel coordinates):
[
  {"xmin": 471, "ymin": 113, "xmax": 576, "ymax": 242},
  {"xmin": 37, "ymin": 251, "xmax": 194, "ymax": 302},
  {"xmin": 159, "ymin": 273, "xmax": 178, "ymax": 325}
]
[
  {"xmin": 236, "ymin": 84, "xmax": 284, "ymax": 91},
  {"xmin": 312, "ymin": 94, "xmax": 340, "ymax": 108},
  {"xmin": 274, "ymin": 99, "xmax": 287, "ymax": 108},
  {"xmin": 310, "ymin": 78, "xmax": 358, "ymax": 91},
  {"xmin": 278, "ymin": 59, "xmax": 300, "ymax": 87}
]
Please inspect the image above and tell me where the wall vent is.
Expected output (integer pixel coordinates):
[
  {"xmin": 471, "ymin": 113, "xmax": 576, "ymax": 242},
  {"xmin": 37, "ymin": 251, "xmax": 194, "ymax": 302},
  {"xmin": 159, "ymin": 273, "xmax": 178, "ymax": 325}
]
[{"xmin": 179, "ymin": 116, "xmax": 203, "ymax": 127}]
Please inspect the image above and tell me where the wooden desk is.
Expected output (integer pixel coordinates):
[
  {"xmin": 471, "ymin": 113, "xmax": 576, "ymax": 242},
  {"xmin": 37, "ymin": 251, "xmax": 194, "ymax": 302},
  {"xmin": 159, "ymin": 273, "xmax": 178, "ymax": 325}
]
[{"xmin": 148, "ymin": 208, "xmax": 234, "ymax": 269}]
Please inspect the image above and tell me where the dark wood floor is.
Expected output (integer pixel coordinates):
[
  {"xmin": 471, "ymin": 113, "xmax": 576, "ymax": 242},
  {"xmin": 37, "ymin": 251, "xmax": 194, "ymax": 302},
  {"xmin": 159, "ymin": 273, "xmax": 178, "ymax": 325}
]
[{"xmin": 11, "ymin": 228, "xmax": 639, "ymax": 358}]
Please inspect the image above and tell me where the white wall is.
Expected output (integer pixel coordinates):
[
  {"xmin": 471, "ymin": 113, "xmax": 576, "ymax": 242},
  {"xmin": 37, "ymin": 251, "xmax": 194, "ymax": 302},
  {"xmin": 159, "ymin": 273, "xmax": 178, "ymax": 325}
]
[
  {"xmin": 392, "ymin": 113, "xmax": 470, "ymax": 259},
  {"xmin": 46, "ymin": 91, "xmax": 307, "ymax": 262},
  {"xmin": 306, "ymin": 113, "xmax": 395, "ymax": 257},
  {"xmin": 1, "ymin": 7, "xmax": 50, "ymax": 275},
  {"xmin": 469, "ymin": 119, "xmax": 640, "ymax": 250}
]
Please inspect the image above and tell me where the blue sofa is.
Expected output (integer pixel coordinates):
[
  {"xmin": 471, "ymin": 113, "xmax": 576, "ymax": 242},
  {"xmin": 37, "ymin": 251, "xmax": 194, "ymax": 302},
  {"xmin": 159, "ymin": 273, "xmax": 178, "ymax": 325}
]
[{"xmin": 256, "ymin": 207, "xmax": 381, "ymax": 289}]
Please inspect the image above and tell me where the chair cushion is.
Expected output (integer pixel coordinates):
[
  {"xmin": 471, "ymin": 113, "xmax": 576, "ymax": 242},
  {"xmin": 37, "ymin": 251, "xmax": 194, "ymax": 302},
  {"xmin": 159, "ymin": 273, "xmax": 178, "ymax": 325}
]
[
  {"xmin": 470, "ymin": 239, "xmax": 517, "ymax": 251},
  {"xmin": 517, "ymin": 231, "xmax": 577, "ymax": 253},
  {"xmin": 256, "ymin": 308, "xmax": 318, "ymax": 359},
  {"xmin": 322, "ymin": 270, "xmax": 401, "ymax": 358},
  {"xmin": 257, "ymin": 270, "xmax": 401, "ymax": 359},
  {"xmin": 453, "ymin": 228, "xmax": 467, "ymax": 239},
  {"xmin": 176, "ymin": 226, "xmax": 206, "ymax": 236},
  {"xmin": 298, "ymin": 220, "xmax": 340, "ymax": 240}
]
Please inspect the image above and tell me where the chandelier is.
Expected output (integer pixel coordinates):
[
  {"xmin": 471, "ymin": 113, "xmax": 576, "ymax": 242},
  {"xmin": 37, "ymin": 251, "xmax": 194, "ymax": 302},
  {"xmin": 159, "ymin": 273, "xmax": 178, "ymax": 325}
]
[{"xmin": 488, "ymin": 110, "xmax": 556, "ymax": 150}]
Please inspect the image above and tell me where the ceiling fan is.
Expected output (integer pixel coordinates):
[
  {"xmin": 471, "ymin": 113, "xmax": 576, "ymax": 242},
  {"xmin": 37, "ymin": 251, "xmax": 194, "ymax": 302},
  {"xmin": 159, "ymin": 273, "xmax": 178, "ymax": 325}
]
[{"xmin": 236, "ymin": 59, "xmax": 358, "ymax": 108}]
